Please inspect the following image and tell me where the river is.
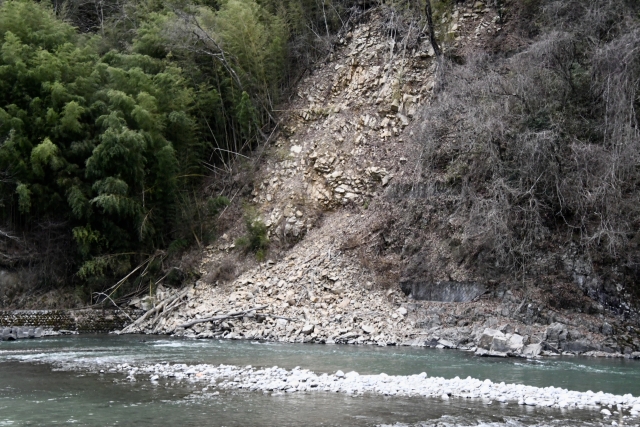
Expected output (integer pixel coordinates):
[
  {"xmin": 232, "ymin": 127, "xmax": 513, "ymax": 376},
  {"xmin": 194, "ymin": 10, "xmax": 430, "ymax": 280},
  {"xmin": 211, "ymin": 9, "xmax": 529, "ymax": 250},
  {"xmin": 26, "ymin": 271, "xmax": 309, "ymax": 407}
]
[{"xmin": 1, "ymin": 335, "xmax": 639, "ymax": 426}]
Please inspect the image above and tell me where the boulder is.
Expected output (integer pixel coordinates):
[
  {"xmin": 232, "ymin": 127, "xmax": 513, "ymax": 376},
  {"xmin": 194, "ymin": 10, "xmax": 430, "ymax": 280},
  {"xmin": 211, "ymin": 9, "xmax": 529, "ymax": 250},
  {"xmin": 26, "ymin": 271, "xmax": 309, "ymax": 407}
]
[
  {"xmin": 438, "ymin": 339, "xmax": 456, "ymax": 349},
  {"xmin": 506, "ymin": 334, "xmax": 525, "ymax": 353},
  {"xmin": 361, "ymin": 324, "xmax": 376, "ymax": 334},
  {"xmin": 562, "ymin": 340, "xmax": 596, "ymax": 354},
  {"xmin": 478, "ymin": 328, "xmax": 504, "ymax": 350},
  {"xmin": 522, "ymin": 343, "xmax": 542, "ymax": 358},
  {"xmin": 545, "ymin": 322, "xmax": 567, "ymax": 344},
  {"xmin": 475, "ymin": 348, "xmax": 507, "ymax": 357},
  {"xmin": 491, "ymin": 336, "xmax": 509, "ymax": 353},
  {"xmin": 301, "ymin": 324, "xmax": 315, "ymax": 335}
]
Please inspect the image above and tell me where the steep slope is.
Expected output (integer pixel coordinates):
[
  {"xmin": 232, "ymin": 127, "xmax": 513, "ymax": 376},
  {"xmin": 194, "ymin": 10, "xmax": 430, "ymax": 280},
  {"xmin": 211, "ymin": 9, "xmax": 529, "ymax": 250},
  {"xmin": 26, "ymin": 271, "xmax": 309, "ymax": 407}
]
[{"xmin": 126, "ymin": 4, "xmax": 640, "ymax": 358}]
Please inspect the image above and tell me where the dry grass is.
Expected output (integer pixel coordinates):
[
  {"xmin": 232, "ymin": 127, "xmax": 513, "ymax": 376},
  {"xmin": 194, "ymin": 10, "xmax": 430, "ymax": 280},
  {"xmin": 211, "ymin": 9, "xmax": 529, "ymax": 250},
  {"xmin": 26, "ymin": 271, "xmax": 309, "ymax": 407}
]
[{"xmin": 202, "ymin": 256, "xmax": 238, "ymax": 285}]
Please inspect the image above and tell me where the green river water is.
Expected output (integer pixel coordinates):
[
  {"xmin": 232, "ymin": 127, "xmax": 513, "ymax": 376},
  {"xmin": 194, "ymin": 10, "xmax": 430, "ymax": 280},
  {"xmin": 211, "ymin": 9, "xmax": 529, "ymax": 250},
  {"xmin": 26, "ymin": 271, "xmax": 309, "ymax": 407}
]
[{"xmin": 1, "ymin": 335, "xmax": 639, "ymax": 426}]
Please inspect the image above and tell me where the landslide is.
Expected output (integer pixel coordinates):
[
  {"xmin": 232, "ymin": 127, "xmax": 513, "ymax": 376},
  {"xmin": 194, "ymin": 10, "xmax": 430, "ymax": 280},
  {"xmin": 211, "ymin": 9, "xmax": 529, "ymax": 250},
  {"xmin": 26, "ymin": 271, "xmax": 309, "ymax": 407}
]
[{"xmin": 126, "ymin": 0, "xmax": 640, "ymax": 357}]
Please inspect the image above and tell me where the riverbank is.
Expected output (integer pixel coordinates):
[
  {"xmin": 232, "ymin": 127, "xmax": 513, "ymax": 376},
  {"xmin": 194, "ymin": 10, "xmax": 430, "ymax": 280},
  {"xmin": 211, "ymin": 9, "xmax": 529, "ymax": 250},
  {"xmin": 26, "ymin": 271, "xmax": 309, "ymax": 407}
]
[
  {"xmin": 113, "ymin": 4, "xmax": 640, "ymax": 360},
  {"xmin": 120, "ymin": 245, "xmax": 640, "ymax": 360}
]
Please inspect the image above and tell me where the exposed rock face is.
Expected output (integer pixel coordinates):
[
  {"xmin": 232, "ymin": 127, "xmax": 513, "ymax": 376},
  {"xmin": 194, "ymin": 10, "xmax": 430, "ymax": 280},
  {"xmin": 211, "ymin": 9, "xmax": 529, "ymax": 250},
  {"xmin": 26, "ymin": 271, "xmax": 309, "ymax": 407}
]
[
  {"xmin": 562, "ymin": 341, "xmax": 596, "ymax": 354},
  {"xmin": 545, "ymin": 322, "xmax": 568, "ymax": 348},
  {"xmin": 400, "ymin": 280, "xmax": 486, "ymax": 303}
]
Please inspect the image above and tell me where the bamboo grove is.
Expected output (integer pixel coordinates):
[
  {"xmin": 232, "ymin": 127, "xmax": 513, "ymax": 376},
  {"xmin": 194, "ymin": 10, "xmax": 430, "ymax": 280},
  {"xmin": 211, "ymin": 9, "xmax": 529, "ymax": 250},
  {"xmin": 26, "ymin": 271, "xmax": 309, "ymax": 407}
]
[{"xmin": 0, "ymin": 0, "xmax": 352, "ymax": 292}]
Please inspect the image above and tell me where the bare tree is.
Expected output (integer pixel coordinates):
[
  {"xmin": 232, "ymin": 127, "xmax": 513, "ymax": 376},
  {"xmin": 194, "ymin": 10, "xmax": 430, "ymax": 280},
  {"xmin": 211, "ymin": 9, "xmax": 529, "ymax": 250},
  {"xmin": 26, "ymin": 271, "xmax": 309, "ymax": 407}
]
[{"xmin": 414, "ymin": 0, "xmax": 640, "ymax": 278}]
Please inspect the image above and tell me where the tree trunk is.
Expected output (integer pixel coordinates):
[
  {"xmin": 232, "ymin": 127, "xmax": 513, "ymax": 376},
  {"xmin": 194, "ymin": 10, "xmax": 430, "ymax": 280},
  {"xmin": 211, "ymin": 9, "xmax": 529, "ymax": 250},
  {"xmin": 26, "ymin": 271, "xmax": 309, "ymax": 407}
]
[{"xmin": 425, "ymin": 0, "xmax": 442, "ymax": 57}]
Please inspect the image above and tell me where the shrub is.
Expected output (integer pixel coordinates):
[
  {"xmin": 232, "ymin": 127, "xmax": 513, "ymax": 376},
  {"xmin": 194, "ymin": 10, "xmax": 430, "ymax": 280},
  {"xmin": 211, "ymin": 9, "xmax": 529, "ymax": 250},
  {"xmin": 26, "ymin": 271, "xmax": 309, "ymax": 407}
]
[
  {"xmin": 236, "ymin": 207, "xmax": 269, "ymax": 261},
  {"xmin": 415, "ymin": 0, "xmax": 640, "ymax": 274}
]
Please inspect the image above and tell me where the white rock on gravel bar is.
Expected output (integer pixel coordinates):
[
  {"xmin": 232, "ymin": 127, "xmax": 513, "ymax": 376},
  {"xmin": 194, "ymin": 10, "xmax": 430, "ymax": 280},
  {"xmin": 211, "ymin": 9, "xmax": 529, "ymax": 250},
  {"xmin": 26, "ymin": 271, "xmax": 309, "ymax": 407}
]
[{"xmin": 80, "ymin": 361, "xmax": 640, "ymax": 414}]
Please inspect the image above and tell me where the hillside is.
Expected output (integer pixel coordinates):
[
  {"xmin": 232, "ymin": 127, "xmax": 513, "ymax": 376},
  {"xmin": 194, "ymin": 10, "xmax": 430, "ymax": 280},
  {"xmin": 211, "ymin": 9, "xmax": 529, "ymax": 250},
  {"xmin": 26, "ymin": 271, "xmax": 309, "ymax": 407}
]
[
  {"xmin": 1, "ymin": 0, "xmax": 639, "ymax": 357},
  {"xmin": 123, "ymin": 1, "xmax": 640, "ymax": 358}
]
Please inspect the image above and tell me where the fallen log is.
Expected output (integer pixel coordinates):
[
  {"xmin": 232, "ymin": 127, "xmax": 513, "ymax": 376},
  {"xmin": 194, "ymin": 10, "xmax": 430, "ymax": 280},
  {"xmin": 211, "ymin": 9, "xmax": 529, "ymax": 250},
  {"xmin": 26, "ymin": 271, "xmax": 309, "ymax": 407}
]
[
  {"xmin": 264, "ymin": 314, "xmax": 305, "ymax": 322},
  {"xmin": 150, "ymin": 299, "xmax": 187, "ymax": 333},
  {"xmin": 119, "ymin": 287, "xmax": 189, "ymax": 334},
  {"xmin": 179, "ymin": 305, "xmax": 269, "ymax": 329}
]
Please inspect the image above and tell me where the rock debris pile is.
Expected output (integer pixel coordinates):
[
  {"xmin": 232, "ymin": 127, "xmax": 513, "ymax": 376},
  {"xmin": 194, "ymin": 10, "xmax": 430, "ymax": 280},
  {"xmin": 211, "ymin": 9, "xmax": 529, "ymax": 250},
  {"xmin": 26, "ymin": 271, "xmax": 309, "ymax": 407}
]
[
  {"xmin": 128, "ymin": 217, "xmax": 636, "ymax": 356},
  {"xmin": 131, "ymin": 243, "xmax": 419, "ymax": 347},
  {"xmin": 124, "ymin": 235, "xmax": 640, "ymax": 359}
]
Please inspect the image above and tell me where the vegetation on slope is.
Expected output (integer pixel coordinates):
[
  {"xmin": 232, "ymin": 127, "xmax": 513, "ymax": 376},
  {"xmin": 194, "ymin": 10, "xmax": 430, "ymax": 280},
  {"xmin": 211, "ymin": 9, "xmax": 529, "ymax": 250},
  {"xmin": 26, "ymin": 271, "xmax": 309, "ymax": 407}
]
[
  {"xmin": 408, "ymin": 0, "xmax": 640, "ymax": 311},
  {"xmin": 0, "ymin": 0, "xmax": 355, "ymax": 303}
]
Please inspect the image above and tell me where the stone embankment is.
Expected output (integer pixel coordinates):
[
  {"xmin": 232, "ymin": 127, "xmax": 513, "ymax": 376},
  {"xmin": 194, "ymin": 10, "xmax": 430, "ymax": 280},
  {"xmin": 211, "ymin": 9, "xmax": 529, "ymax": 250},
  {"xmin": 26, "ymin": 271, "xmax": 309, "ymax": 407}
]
[
  {"xmin": 0, "ymin": 309, "xmax": 142, "ymax": 336},
  {"xmin": 93, "ymin": 361, "xmax": 640, "ymax": 419}
]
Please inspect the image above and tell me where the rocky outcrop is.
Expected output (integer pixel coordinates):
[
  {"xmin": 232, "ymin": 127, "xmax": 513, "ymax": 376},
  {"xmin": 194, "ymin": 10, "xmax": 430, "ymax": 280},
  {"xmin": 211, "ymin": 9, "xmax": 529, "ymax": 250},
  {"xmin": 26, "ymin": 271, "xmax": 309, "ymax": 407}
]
[{"xmin": 399, "ymin": 280, "xmax": 485, "ymax": 303}]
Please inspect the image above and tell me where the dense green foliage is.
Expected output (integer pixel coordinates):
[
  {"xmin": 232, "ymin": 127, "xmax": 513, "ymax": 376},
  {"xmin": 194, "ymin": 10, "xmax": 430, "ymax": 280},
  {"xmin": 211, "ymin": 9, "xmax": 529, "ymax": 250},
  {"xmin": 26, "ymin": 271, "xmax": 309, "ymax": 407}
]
[
  {"xmin": 0, "ymin": 0, "xmax": 359, "ymax": 293},
  {"xmin": 0, "ymin": 1, "xmax": 197, "ymax": 277},
  {"xmin": 235, "ymin": 206, "xmax": 269, "ymax": 261}
]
